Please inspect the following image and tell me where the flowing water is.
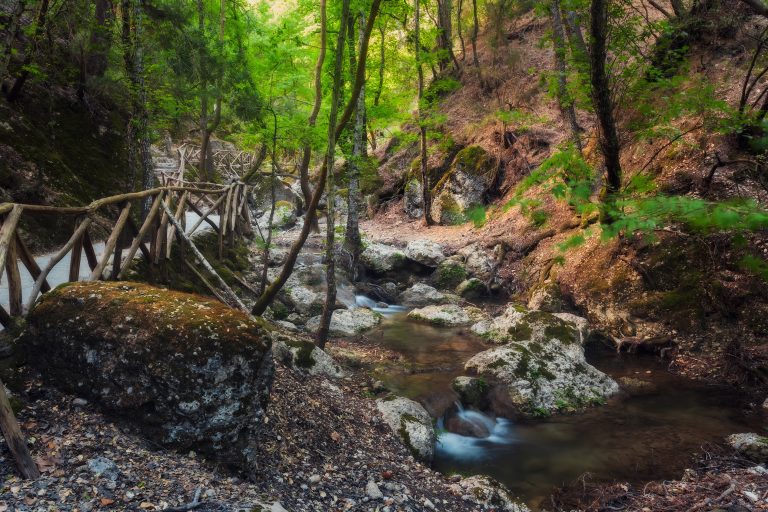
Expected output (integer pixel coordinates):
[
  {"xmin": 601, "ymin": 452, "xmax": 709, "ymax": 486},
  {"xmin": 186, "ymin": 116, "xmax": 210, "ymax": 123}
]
[{"xmin": 364, "ymin": 310, "xmax": 762, "ymax": 508}]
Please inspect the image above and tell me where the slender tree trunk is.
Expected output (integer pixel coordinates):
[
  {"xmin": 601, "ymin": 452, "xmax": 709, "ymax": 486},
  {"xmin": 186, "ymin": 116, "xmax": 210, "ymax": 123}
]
[
  {"xmin": 670, "ymin": 0, "xmax": 685, "ymax": 16},
  {"xmin": 317, "ymin": 0, "xmax": 350, "ymax": 349},
  {"xmin": 564, "ymin": 10, "xmax": 588, "ymax": 66},
  {"xmin": 374, "ymin": 23, "xmax": 385, "ymax": 106},
  {"xmin": 589, "ymin": 0, "xmax": 622, "ymax": 196},
  {"xmin": 6, "ymin": 0, "xmax": 49, "ymax": 102},
  {"xmin": 416, "ymin": 0, "xmax": 435, "ymax": 225},
  {"xmin": 0, "ymin": 0, "xmax": 25, "ymax": 82},
  {"xmin": 197, "ymin": 0, "xmax": 224, "ymax": 182},
  {"xmin": 121, "ymin": 0, "xmax": 136, "ymax": 189},
  {"xmin": 344, "ymin": 13, "xmax": 366, "ymax": 273},
  {"xmin": 297, "ymin": 0, "xmax": 327, "ymax": 233},
  {"xmin": 133, "ymin": 0, "xmax": 153, "ymax": 213},
  {"xmin": 259, "ymin": 110, "xmax": 279, "ymax": 295},
  {"xmin": 457, "ymin": 0, "xmax": 466, "ymax": 60},
  {"xmin": 437, "ymin": 0, "xmax": 458, "ymax": 71},
  {"xmin": 550, "ymin": 0, "xmax": 582, "ymax": 152},
  {"xmin": 251, "ymin": 0, "xmax": 382, "ymax": 317},
  {"xmin": 87, "ymin": 0, "xmax": 113, "ymax": 78}
]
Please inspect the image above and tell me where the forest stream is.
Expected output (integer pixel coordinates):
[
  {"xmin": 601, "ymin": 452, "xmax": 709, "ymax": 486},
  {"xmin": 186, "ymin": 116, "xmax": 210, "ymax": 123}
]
[{"xmin": 362, "ymin": 305, "xmax": 761, "ymax": 509}]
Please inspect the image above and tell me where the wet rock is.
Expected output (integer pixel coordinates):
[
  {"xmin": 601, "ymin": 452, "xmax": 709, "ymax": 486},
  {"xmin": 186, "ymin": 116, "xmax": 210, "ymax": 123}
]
[
  {"xmin": 444, "ymin": 411, "xmax": 491, "ymax": 438},
  {"xmin": 376, "ymin": 396, "xmax": 435, "ymax": 463},
  {"xmin": 450, "ymin": 476, "xmax": 530, "ymax": 512},
  {"xmin": 452, "ymin": 376, "xmax": 489, "ymax": 408},
  {"xmin": 430, "ymin": 146, "xmax": 497, "ymax": 225},
  {"xmin": 252, "ymin": 178, "xmax": 302, "ymax": 214},
  {"xmin": 404, "ymin": 239, "xmax": 445, "ymax": 267},
  {"xmin": 470, "ymin": 305, "xmax": 585, "ymax": 345},
  {"xmin": 433, "ymin": 258, "xmax": 468, "ymax": 290},
  {"xmin": 23, "ymin": 282, "xmax": 274, "ymax": 475},
  {"xmin": 398, "ymin": 283, "xmax": 458, "ymax": 307},
  {"xmin": 456, "ymin": 278, "xmax": 486, "ymax": 299},
  {"xmin": 727, "ymin": 433, "xmax": 768, "ymax": 462},
  {"xmin": 306, "ymin": 308, "xmax": 382, "ymax": 337},
  {"xmin": 361, "ymin": 243, "xmax": 406, "ymax": 274},
  {"xmin": 617, "ymin": 377, "xmax": 658, "ymax": 396},
  {"xmin": 458, "ymin": 243, "xmax": 495, "ymax": 281},
  {"xmin": 408, "ymin": 304, "xmax": 484, "ymax": 327}
]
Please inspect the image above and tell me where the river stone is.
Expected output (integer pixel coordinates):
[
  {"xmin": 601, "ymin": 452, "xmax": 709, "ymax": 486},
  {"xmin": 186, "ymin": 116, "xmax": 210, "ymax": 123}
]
[
  {"xmin": 452, "ymin": 376, "xmax": 490, "ymax": 408},
  {"xmin": 256, "ymin": 202, "xmax": 296, "ymax": 233},
  {"xmin": 22, "ymin": 281, "xmax": 274, "ymax": 474},
  {"xmin": 464, "ymin": 339, "xmax": 618, "ymax": 417},
  {"xmin": 306, "ymin": 308, "xmax": 382, "ymax": 337},
  {"xmin": 361, "ymin": 243, "xmax": 406, "ymax": 274},
  {"xmin": 617, "ymin": 377, "xmax": 658, "ymax": 396},
  {"xmin": 272, "ymin": 334, "xmax": 345, "ymax": 379},
  {"xmin": 376, "ymin": 396, "xmax": 435, "ymax": 463},
  {"xmin": 449, "ymin": 476, "xmax": 530, "ymax": 512},
  {"xmin": 470, "ymin": 305, "xmax": 584, "ymax": 345},
  {"xmin": 408, "ymin": 304, "xmax": 484, "ymax": 327},
  {"xmin": 398, "ymin": 283, "xmax": 458, "ymax": 307},
  {"xmin": 527, "ymin": 282, "xmax": 565, "ymax": 313},
  {"xmin": 430, "ymin": 146, "xmax": 496, "ymax": 225},
  {"xmin": 458, "ymin": 243, "xmax": 495, "ymax": 281},
  {"xmin": 285, "ymin": 285, "xmax": 324, "ymax": 316},
  {"xmin": 404, "ymin": 239, "xmax": 446, "ymax": 267},
  {"xmin": 456, "ymin": 278, "xmax": 486, "ymax": 299},
  {"xmin": 727, "ymin": 433, "xmax": 768, "ymax": 462},
  {"xmin": 552, "ymin": 312, "xmax": 590, "ymax": 344},
  {"xmin": 434, "ymin": 258, "xmax": 468, "ymax": 290}
]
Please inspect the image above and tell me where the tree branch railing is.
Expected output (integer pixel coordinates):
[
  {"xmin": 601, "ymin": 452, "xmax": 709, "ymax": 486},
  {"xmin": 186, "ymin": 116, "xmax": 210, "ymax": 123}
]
[{"xmin": 0, "ymin": 179, "xmax": 254, "ymax": 327}]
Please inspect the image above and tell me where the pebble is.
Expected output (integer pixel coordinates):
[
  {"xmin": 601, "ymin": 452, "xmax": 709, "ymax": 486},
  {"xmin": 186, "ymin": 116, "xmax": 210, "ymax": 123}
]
[
  {"xmin": 308, "ymin": 474, "xmax": 321, "ymax": 485},
  {"xmin": 72, "ymin": 398, "xmax": 88, "ymax": 406},
  {"xmin": 366, "ymin": 481, "xmax": 384, "ymax": 500}
]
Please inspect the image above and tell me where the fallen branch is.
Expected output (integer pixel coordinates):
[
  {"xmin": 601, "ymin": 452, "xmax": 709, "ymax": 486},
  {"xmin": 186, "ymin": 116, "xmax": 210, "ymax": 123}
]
[{"xmin": 165, "ymin": 487, "xmax": 202, "ymax": 512}]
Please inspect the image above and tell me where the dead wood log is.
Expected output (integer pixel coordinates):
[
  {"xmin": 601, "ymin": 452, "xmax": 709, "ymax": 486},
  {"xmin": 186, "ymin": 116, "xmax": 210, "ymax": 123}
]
[
  {"xmin": 5, "ymin": 238, "xmax": 22, "ymax": 316},
  {"xmin": 0, "ymin": 379, "xmax": 39, "ymax": 479},
  {"xmin": 117, "ymin": 194, "xmax": 163, "ymax": 280},
  {"xmin": 89, "ymin": 202, "xmax": 132, "ymax": 281},
  {"xmin": 15, "ymin": 233, "xmax": 50, "ymax": 294},
  {"xmin": 0, "ymin": 205, "xmax": 23, "ymax": 280}
]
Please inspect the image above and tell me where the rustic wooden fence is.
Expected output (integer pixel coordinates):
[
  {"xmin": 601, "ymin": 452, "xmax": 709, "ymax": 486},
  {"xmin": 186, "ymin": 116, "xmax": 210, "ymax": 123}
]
[{"xmin": 0, "ymin": 177, "xmax": 254, "ymax": 327}]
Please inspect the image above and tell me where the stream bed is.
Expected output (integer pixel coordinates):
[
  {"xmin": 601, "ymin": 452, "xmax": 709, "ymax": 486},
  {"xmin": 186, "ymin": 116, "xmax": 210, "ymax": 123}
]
[{"xmin": 365, "ymin": 311, "xmax": 760, "ymax": 507}]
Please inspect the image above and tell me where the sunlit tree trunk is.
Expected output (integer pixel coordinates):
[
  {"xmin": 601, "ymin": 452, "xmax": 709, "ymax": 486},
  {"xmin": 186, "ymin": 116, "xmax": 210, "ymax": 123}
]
[
  {"xmin": 416, "ymin": 0, "xmax": 434, "ymax": 225},
  {"xmin": 317, "ymin": 0, "xmax": 350, "ymax": 349},
  {"xmin": 296, "ymin": 0, "xmax": 327, "ymax": 234},
  {"xmin": 251, "ymin": 0, "xmax": 382, "ymax": 317},
  {"xmin": 437, "ymin": 0, "xmax": 459, "ymax": 71},
  {"xmin": 550, "ymin": 0, "xmax": 582, "ymax": 152},
  {"xmin": 344, "ymin": 12, "xmax": 366, "ymax": 274},
  {"xmin": 589, "ymin": 0, "xmax": 621, "ymax": 198}
]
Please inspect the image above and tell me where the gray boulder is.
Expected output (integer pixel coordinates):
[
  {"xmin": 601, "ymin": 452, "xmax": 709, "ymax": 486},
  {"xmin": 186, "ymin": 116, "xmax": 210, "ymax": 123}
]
[
  {"xmin": 448, "ymin": 476, "xmax": 530, "ymax": 512},
  {"xmin": 458, "ymin": 243, "xmax": 496, "ymax": 281},
  {"xmin": 376, "ymin": 396, "xmax": 435, "ymax": 462},
  {"xmin": 398, "ymin": 282, "xmax": 458, "ymax": 307},
  {"xmin": 456, "ymin": 278, "xmax": 486, "ymax": 299},
  {"xmin": 727, "ymin": 433, "xmax": 768, "ymax": 462},
  {"xmin": 306, "ymin": 308, "xmax": 382, "ymax": 337},
  {"xmin": 408, "ymin": 304, "xmax": 485, "ymax": 327},
  {"xmin": 361, "ymin": 243, "xmax": 406, "ymax": 274},
  {"xmin": 404, "ymin": 239, "xmax": 446, "ymax": 267},
  {"xmin": 23, "ymin": 281, "xmax": 274, "ymax": 474},
  {"xmin": 404, "ymin": 179, "xmax": 424, "ymax": 219}
]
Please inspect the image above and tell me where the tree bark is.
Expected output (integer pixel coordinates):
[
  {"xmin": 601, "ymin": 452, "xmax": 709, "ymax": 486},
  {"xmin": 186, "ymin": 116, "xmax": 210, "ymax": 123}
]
[
  {"xmin": 416, "ymin": 0, "xmax": 435, "ymax": 225},
  {"xmin": 344, "ymin": 12, "xmax": 366, "ymax": 272},
  {"xmin": 251, "ymin": 0, "xmax": 382, "ymax": 317},
  {"xmin": 589, "ymin": 0, "xmax": 622, "ymax": 196},
  {"xmin": 296, "ymin": 0, "xmax": 328, "ymax": 233},
  {"xmin": 6, "ymin": 0, "xmax": 49, "ymax": 102},
  {"xmin": 87, "ymin": 0, "xmax": 113, "ymax": 78},
  {"xmin": 198, "ymin": 0, "xmax": 225, "ymax": 182},
  {"xmin": 437, "ymin": 0, "xmax": 458, "ymax": 71},
  {"xmin": 457, "ymin": 0, "xmax": 466, "ymax": 60},
  {"xmin": 259, "ymin": 110, "xmax": 279, "ymax": 295},
  {"xmin": 317, "ymin": 0, "xmax": 350, "ymax": 349},
  {"xmin": 550, "ymin": 0, "xmax": 582, "ymax": 152},
  {"xmin": 470, "ymin": 0, "xmax": 480, "ymax": 69}
]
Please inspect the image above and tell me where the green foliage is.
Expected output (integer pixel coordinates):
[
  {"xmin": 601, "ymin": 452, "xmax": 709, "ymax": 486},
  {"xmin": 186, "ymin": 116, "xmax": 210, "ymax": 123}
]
[{"xmin": 465, "ymin": 205, "xmax": 488, "ymax": 228}]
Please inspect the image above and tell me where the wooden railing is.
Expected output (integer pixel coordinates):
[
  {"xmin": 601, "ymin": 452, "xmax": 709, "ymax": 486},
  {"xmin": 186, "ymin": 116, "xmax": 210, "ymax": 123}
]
[{"xmin": 0, "ymin": 177, "xmax": 254, "ymax": 326}]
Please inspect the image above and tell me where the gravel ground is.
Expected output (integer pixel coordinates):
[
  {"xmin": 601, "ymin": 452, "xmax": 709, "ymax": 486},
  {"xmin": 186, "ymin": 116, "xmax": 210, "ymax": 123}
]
[{"xmin": 0, "ymin": 361, "xmax": 501, "ymax": 512}]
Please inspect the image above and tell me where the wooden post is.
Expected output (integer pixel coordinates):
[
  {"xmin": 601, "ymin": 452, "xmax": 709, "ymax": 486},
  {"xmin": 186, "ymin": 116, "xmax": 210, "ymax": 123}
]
[
  {"xmin": 89, "ymin": 202, "xmax": 132, "ymax": 281},
  {"xmin": 0, "ymin": 205, "xmax": 24, "ymax": 281},
  {"xmin": 0, "ymin": 380, "xmax": 39, "ymax": 479},
  {"xmin": 15, "ymin": 233, "xmax": 50, "ymax": 293},
  {"xmin": 68, "ymin": 219, "xmax": 84, "ymax": 282},
  {"xmin": 117, "ymin": 193, "xmax": 163, "ymax": 279},
  {"xmin": 82, "ymin": 230, "xmax": 98, "ymax": 271},
  {"xmin": 166, "ymin": 191, "xmax": 188, "ymax": 258},
  {"xmin": 5, "ymin": 238, "xmax": 22, "ymax": 316}
]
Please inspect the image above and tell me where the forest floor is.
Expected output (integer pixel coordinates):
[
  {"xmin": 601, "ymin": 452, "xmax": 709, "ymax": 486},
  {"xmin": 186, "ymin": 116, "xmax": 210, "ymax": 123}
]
[{"xmin": 0, "ymin": 363, "xmax": 483, "ymax": 512}]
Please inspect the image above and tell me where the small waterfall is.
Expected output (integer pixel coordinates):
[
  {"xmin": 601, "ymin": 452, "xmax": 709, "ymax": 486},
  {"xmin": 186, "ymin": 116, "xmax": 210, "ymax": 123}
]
[
  {"xmin": 353, "ymin": 294, "xmax": 407, "ymax": 314},
  {"xmin": 436, "ymin": 403, "xmax": 516, "ymax": 460}
]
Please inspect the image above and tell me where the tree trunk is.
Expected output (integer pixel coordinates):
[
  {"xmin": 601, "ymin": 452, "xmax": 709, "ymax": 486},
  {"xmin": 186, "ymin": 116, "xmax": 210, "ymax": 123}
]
[
  {"xmin": 344, "ymin": 13, "xmax": 366, "ymax": 273},
  {"xmin": 133, "ymin": 0, "xmax": 153, "ymax": 214},
  {"xmin": 87, "ymin": 0, "xmax": 113, "ymax": 78},
  {"xmin": 589, "ymin": 0, "xmax": 622, "ymax": 196},
  {"xmin": 259, "ymin": 110, "xmax": 279, "ymax": 295},
  {"xmin": 550, "ymin": 0, "xmax": 582, "ymax": 152},
  {"xmin": 564, "ymin": 10, "xmax": 588, "ymax": 66},
  {"xmin": 316, "ymin": 0, "xmax": 350, "ymax": 349},
  {"xmin": 437, "ymin": 0, "xmax": 458, "ymax": 71},
  {"xmin": 457, "ymin": 0, "xmax": 466, "ymax": 60},
  {"xmin": 374, "ymin": 22, "xmax": 385, "ymax": 106},
  {"xmin": 670, "ymin": 0, "xmax": 685, "ymax": 16},
  {"xmin": 416, "ymin": 0, "xmax": 434, "ymax": 226},
  {"xmin": 296, "ymin": 0, "xmax": 328, "ymax": 234},
  {"xmin": 251, "ymin": 0, "xmax": 382, "ymax": 317},
  {"xmin": 197, "ymin": 0, "xmax": 225, "ymax": 182},
  {"xmin": 6, "ymin": 0, "xmax": 49, "ymax": 102}
]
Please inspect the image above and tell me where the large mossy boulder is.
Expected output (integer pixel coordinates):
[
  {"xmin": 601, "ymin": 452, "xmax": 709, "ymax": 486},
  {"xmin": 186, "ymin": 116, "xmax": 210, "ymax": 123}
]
[
  {"xmin": 361, "ymin": 242, "xmax": 406, "ymax": 274},
  {"xmin": 404, "ymin": 239, "xmax": 445, "ymax": 267},
  {"xmin": 398, "ymin": 282, "xmax": 458, "ymax": 307},
  {"xmin": 306, "ymin": 308, "xmax": 382, "ymax": 337},
  {"xmin": 408, "ymin": 304, "xmax": 485, "ymax": 327},
  {"xmin": 430, "ymin": 146, "xmax": 497, "ymax": 225},
  {"xmin": 464, "ymin": 305, "xmax": 616, "ymax": 417},
  {"xmin": 22, "ymin": 281, "xmax": 274, "ymax": 474}
]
